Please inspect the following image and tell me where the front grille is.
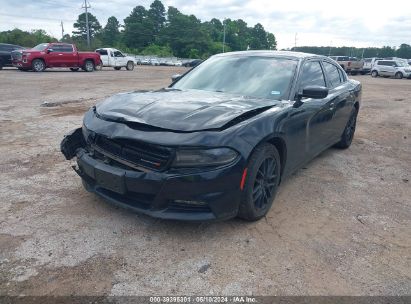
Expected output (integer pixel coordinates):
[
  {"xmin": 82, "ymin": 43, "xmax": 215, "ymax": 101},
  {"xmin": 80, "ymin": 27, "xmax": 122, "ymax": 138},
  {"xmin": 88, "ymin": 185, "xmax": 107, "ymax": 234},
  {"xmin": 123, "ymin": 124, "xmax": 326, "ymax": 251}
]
[{"xmin": 91, "ymin": 135, "xmax": 173, "ymax": 171}]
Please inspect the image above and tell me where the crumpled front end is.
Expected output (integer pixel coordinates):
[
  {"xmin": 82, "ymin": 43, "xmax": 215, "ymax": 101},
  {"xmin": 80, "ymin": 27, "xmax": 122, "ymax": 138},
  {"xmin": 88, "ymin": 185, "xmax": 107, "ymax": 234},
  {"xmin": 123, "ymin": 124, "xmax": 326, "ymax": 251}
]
[{"xmin": 60, "ymin": 124, "xmax": 245, "ymax": 221}]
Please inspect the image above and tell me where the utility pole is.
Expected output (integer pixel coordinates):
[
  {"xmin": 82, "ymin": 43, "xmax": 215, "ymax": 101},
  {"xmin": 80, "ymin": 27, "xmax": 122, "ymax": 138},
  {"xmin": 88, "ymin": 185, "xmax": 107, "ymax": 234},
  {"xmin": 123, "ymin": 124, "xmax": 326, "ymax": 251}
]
[
  {"xmin": 82, "ymin": 0, "xmax": 91, "ymax": 48},
  {"xmin": 60, "ymin": 21, "xmax": 64, "ymax": 41},
  {"xmin": 222, "ymin": 19, "xmax": 226, "ymax": 53},
  {"xmin": 294, "ymin": 33, "xmax": 298, "ymax": 49}
]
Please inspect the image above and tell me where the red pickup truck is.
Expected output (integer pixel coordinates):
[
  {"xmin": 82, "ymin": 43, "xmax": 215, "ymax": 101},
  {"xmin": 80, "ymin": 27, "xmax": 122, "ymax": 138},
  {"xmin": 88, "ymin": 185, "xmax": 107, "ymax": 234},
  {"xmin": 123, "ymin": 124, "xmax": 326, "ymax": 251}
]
[{"xmin": 12, "ymin": 43, "xmax": 101, "ymax": 72}]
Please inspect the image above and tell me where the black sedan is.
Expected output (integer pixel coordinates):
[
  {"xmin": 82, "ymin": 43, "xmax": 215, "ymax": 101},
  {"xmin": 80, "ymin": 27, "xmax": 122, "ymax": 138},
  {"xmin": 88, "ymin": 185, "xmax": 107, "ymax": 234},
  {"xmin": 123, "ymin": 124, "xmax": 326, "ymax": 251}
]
[
  {"xmin": 0, "ymin": 43, "xmax": 25, "ymax": 69},
  {"xmin": 61, "ymin": 51, "xmax": 361, "ymax": 221}
]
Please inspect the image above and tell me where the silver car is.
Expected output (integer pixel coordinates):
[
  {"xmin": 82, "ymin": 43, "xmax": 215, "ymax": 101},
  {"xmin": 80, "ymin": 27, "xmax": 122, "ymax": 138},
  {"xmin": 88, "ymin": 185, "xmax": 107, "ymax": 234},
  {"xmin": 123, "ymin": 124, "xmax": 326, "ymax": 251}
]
[{"xmin": 371, "ymin": 60, "xmax": 411, "ymax": 79}]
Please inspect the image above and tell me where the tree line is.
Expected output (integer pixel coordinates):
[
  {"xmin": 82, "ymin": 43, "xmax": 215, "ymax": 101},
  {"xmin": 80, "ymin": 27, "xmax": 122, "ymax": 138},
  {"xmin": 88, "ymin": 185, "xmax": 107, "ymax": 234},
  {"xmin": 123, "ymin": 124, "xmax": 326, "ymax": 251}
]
[
  {"xmin": 292, "ymin": 45, "xmax": 411, "ymax": 59},
  {"xmin": 0, "ymin": 0, "xmax": 277, "ymax": 59}
]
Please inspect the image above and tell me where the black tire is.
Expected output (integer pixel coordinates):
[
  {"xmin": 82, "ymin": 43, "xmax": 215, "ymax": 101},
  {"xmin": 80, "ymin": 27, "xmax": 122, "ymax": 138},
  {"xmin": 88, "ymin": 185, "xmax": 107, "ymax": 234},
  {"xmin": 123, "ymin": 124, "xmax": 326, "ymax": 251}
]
[
  {"xmin": 395, "ymin": 72, "xmax": 403, "ymax": 79},
  {"xmin": 238, "ymin": 143, "xmax": 281, "ymax": 221},
  {"xmin": 335, "ymin": 107, "xmax": 358, "ymax": 149},
  {"xmin": 126, "ymin": 61, "xmax": 134, "ymax": 71},
  {"xmin": 32, "ymin": 59, "xmax": 45, "ymax": 72},
  {"xmin": 83, "ymin": 60, "xmax": 94, "ymax": 72},
  {"xmin": 351, "ymin": 72, "xmax": 358, "ymax": 76},
  {"xmin": 371, "ymin": 70, "xmax": 378, "ymax": 77},
  {"xmin": 70, "ymin": 68, "xmax": 79, "ymax": 72},
  {"xmin": 114, "ymin": 67, "xmax": 121, "ymax": 70}
]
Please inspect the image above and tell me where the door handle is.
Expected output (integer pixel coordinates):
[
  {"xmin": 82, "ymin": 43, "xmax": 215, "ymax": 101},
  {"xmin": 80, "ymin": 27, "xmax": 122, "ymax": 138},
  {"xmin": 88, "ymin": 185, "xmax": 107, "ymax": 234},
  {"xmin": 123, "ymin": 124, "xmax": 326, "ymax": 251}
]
[{"xmin": 58, "ymin": 54, "xmax": 63, "ymax": 56}]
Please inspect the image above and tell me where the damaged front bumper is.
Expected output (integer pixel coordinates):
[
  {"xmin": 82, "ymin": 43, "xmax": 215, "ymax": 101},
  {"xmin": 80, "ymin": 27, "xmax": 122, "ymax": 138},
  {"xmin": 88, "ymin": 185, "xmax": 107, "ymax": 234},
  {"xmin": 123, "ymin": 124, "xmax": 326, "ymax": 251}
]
[{"xmin": 61, "ymin": 128, "xmax": 243, "ymax": 221}]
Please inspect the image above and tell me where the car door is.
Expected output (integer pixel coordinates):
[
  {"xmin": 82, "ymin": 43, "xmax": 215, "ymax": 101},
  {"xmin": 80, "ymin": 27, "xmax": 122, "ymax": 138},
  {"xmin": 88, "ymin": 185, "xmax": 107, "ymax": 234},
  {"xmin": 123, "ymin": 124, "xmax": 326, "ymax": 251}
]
[
  {"xmin": 46, "ymin": 45, "xmax": 63, "ymax": 67},
  {"xmin": 322, "ymin": 60, "xmax": 354, "ymax": 142},
  {"xmin": 113, "ymin": 50, "xmax": 126, "ymax": 66},
  {"xmin": 285, "ymin": 60, "xmax": 335, "ymax": 171},
  {"xmin": 378, "ymin": 61, "xmax": 391, "ymax": 76},
  {"xmin": 59, "ymin": 44, "xmax": 77, "ymax": 67}
]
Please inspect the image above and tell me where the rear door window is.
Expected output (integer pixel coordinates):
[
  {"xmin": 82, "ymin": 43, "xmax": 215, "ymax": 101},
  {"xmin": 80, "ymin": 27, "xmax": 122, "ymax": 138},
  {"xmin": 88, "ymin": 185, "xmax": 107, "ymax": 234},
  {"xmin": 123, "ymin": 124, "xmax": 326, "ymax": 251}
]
[
  {"xmin": 323, "ymin": 61, "xmax": 342, "ymax": 88},
  {"xmin": 96, "ymin": 49, "xmax": 108, "ymax": 55}
]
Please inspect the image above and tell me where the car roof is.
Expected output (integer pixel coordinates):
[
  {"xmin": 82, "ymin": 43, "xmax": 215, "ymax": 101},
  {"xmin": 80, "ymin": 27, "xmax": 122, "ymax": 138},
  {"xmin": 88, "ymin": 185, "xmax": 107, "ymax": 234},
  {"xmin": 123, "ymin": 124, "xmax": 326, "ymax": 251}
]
[{"xmin": 216, "ymin": 50, "xmax": 323, "ymax": 60}]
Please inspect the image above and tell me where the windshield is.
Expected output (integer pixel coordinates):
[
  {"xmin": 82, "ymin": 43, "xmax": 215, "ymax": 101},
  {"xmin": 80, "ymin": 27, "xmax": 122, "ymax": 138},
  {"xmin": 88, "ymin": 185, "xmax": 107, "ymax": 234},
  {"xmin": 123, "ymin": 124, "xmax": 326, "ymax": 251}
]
[
  {"xmin": 395, "ymin": 61, "xmax": 405, "ymax": 67},
  {"xmin": 32, "ymin": 43, "xmax": 49, "ymax": 51},
  {"xmin": 173, "ymin": 55, "xmax": 298, "ymax": 100}
]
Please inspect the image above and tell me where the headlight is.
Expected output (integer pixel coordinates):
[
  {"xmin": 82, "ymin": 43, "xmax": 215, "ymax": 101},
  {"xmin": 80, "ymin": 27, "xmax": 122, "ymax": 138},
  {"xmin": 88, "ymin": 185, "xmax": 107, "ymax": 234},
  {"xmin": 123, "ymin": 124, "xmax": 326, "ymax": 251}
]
[{"xmin": 172, "ymin": 148, "xmax": 238, "ymax": 168}]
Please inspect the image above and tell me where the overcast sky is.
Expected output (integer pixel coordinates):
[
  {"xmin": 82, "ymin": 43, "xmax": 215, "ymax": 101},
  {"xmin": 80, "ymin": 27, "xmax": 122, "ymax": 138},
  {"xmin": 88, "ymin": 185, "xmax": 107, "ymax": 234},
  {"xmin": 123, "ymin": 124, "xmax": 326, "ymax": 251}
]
[{"xmin": 1, "ymin": 0, "xmax": 410, "ymax": 49}]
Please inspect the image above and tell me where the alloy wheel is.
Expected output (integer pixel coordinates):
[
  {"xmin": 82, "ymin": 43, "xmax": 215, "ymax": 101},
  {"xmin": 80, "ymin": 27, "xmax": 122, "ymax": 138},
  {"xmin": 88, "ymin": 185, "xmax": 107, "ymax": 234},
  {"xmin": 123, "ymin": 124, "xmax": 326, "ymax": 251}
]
[{"xmin": 252, "ymin": 157, "xmax": 277, "ymax": 210}]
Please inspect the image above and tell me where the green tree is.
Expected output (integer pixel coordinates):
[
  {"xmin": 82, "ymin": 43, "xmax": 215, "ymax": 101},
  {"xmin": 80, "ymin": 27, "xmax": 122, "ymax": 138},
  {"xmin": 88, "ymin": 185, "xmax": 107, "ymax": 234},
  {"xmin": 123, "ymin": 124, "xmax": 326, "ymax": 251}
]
[
  {"xmin": 0, "ymin": 28, "xmax": 57, "ymax": 47},
  {"xmin": 159, "ymin": 7, "xmax": 212, "ymax": 58},
  {"xmin": 101, "ymin": 16, "xmax": 120, "ymax": 46},
  {"xmin": 73, "ymin": 12, "xmax": 102, "ymax": 41},
  {"xmin": 149, "ymin": 0, "xmax": 166, "ymax": 36},
  {"xmin": 396, "ymin": 43, "xmax": 411, "ymax": 58},
  {"xmin": 123, "ymin": 5, "xmax": 154, "ymax": 48}
]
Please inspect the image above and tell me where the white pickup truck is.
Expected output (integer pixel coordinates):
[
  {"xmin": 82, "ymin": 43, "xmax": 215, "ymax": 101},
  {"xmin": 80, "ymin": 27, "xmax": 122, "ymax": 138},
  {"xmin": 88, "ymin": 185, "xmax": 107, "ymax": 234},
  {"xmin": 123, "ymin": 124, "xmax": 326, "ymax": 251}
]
[{"xmin": 95, "ymin": 48, "xmax": 137, "ymax": 71}]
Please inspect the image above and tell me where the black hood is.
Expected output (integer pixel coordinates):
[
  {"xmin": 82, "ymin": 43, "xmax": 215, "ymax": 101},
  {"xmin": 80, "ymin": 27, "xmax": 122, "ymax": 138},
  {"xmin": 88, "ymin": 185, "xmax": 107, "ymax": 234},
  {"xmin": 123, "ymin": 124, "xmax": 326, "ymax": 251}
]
[{"xmin": 96, "ymin": 89, "xmax": 280, "ymax": 132}]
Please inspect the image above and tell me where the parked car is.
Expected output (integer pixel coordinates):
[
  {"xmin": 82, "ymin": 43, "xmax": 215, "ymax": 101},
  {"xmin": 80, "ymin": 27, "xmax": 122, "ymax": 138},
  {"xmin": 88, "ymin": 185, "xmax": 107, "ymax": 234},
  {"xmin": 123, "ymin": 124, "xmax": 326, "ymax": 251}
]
[
  {"xmin": 140, "ymin": 58, "xmax": 151, "ymax": 65},
  {"xmin": 61, "ymin": 51, "xmax": 361, "ymax": 221},
  {"xmin": 329, "ymin": 56, "xmax": 364, "ymax": 75},
  {"xmin": 362, "ymin": 57, "xmax": 382, "ymax": 74},
  {"xmin": 95, "ymin": 48, "xmax": 136, "ymax": 71},
  {"xmin": 0, "ymin": 43, "xmax": 25, "ymax": 70},
  {"xmin": 149, "ymin": 58, "xmax": 160, "ymax": 66},
  {"xmin": 184, "ymin": 59, "xmax": 203, "ymax": 67},
  {"xmin": 12, "ymin": 43, "xmax": 101, "ymax": 72},
  {"xmin": 371, "ymin": 60, "xmax": 411, "ymax": 79}
]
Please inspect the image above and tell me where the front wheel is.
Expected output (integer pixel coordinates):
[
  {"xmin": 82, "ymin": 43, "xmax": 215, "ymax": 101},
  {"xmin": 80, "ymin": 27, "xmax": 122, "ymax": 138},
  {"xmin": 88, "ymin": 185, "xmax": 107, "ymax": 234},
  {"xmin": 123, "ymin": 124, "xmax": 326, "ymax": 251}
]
[
  {"xmin": 395, "ymin": 72, "xmax": 403, "ymax": 79},
  {"xmin": 83, "ymin": 60, "xmax": 94, "ymax": 72},
  {"xmin": 238, "ymin": 144, "xmax": 281, "ymax": 221},
  {"xmin": 335, "ymin": 108, "xmax": 358, "ymax": 149},
  {"xmin": 32, "ymin": 59, "xmax": 45, "ymax": 72},
  {"xmin": 126, "ymin": 61, "xmax": 134, "ymax": 71}
]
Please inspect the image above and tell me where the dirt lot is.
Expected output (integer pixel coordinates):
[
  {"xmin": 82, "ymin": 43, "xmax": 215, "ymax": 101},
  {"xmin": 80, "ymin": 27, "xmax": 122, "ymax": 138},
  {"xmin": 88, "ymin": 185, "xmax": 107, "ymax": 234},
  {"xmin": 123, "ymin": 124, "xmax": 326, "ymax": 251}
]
[{"xmin": 0, "ymin": 66, "xmax": 410, "ymax": 296}]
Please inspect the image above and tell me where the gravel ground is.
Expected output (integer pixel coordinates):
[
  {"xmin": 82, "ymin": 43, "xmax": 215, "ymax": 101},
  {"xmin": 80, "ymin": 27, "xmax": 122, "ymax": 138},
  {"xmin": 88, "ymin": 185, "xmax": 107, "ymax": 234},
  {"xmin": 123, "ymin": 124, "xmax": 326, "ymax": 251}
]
[{"xmin": 0, "ymin": 66, "xmax": 410, "ymax": 296}]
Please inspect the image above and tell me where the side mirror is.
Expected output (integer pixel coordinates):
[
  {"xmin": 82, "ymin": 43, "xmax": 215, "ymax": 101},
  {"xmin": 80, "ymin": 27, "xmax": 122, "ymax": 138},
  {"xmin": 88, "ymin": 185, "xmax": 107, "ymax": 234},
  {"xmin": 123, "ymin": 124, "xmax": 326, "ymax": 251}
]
[
  {"xmin": 302, "ymin": 85, "xmax": 329, "ymax": 99},
  {"xmin": 171, "ymin": 74, "xmax": 182, "ymax": 82},
  {"xmin": 47, "ymin": 49, "xmax": 54, "ymax": 54},
  {"xmin": 294, "ymin": 85, "xmax": 329, "ymax": 108}
]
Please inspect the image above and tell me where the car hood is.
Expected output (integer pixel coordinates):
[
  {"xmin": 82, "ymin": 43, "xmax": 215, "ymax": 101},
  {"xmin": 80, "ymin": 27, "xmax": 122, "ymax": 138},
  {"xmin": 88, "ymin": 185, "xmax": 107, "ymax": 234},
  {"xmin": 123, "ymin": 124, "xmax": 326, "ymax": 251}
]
[{"xmin": 95, "ymin": 89, "xmax": 280, "ymax": 132}]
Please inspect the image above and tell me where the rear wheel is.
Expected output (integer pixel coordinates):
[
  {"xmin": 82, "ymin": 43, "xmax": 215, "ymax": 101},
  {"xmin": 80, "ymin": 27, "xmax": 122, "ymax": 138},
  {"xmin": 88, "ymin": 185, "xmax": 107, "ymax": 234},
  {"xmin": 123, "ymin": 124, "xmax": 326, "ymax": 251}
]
[
  {"xmin": 126, "ymin": 61, "xmax": 134, "ymax": 71},
  {"xmin": 83, "ymin": 60, "xmax": 94, "ymax": 72},
  {"xmin": 371, "ymin": 70, "xmax": 378, "ymax": 77},
  {"xmin": 238, "ymin": 144, "xmax": 281, "ymax": 221},
  {"xmin": 395, "ymin": 72, "xmax": 403, "ymax": 79},
  {"xmin": 335, "ymin": 108, "xmax": 358, "ymax": 149},
  {"xmin": 32, "ymin": 59, "xmax": 45, "ymax": 72}
]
